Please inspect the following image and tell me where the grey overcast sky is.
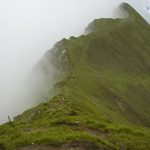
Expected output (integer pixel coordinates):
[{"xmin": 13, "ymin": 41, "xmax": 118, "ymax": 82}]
[{"xmin": 0, "ymin": 0, "xmax": 149, "ymax": 123}]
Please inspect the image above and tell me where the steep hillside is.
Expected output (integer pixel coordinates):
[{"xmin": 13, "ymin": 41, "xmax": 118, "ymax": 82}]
[{"xmin": 0, "ymin": 3, "xmax": 150, "ymax": 150}]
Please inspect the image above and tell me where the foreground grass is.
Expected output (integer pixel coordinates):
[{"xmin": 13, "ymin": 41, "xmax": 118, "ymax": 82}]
[{"xmin": 0, "ymin": 95, "xmax": 150, "ymax": 149}]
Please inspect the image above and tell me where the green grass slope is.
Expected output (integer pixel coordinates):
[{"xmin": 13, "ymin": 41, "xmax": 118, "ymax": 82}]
[{"xmin": 0, "ymin": 3, "xmax": 150, "ymax": 150}]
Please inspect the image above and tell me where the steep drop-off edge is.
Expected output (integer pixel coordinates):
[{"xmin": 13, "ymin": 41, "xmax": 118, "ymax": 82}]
[{"xmin": 0, "ymin": 3, "xmax": 150, "ymax": 150}]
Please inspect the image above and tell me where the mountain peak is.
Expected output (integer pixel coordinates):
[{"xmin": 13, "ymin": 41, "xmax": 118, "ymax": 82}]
[
  {"xmin": 85, "ymin": 3, "xmax": 149, "ymax": 35},
  {"xmin": 122, "ymin": 3, "xmax": 149, "ymax": 24}
]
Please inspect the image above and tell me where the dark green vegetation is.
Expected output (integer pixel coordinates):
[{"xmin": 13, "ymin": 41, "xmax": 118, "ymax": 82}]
[{"xmin": 0, "ymin": 3, "xmax": 150, "ymax": 150}]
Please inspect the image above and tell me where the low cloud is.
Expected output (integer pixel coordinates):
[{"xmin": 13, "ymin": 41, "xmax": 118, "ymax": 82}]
[{"xmin": 0, "ymin": 0, "xmax": 148, "ymax": 123}]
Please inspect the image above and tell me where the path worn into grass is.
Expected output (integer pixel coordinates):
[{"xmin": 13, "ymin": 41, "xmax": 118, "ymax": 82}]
[{"xmin": 16, "ymin": 142, "xmax": 102, "ymax": 150}]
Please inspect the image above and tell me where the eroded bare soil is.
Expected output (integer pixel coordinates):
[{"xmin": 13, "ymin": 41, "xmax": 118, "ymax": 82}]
[{"xmin": 16, "ymin": 142, "xmax": 103, "ymax": 150}]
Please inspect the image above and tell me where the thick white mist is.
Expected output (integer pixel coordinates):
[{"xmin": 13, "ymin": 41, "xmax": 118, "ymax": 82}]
[{"xmin": 0, "ymin": 0, "xmax": 149, "ymax": 124}]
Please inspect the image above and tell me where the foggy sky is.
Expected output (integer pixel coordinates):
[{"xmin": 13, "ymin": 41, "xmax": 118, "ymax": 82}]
[{"xmin": 0, "ymin": 0, "xmax": 149, "ymax": 124}]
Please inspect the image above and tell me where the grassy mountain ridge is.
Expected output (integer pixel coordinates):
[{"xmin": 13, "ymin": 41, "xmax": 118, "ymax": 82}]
[{"xmin": 0, "ymin": 3, "xmax": 150, "ymax": 150}]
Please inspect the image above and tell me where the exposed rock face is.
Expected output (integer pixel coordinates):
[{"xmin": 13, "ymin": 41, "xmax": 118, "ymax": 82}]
[{"xmin": 22, "ymin": 41, "xmax": 69, "ymax": 105}]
